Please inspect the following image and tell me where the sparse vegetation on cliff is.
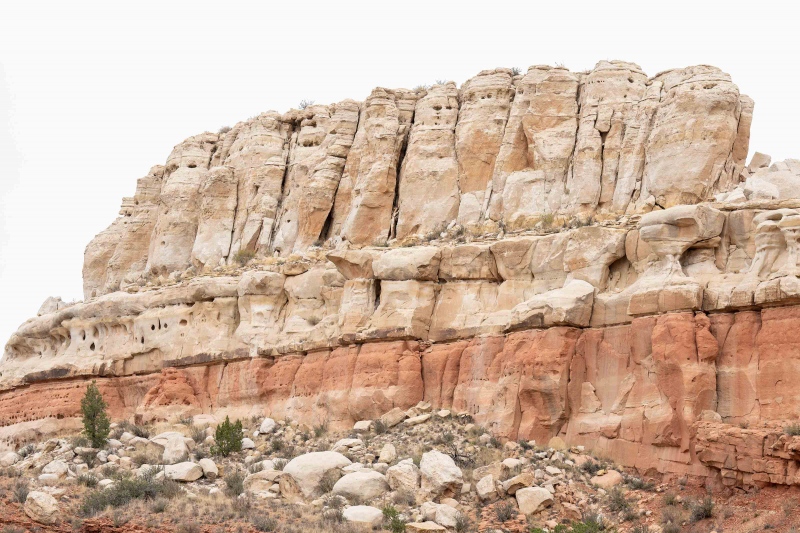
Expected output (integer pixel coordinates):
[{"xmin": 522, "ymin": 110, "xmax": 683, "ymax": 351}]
[
  {"xmin": 81, "ymin": 380, "xmax": 110, "ymax": 448},
  {"xmin": 212, "ymin": 416, "xmax": 243, "ymax": 457}
]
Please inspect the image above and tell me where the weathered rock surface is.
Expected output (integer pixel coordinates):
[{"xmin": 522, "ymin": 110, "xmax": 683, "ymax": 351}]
[
  {"xmin": 24, "ymin": 491, "xmax": 59, "ymax": 525},
  {"xmin": 6, "ymin": 60, "xmax": 800, "ymax": 490}
]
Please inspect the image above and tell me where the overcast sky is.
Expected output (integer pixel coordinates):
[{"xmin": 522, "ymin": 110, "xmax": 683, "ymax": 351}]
[{"xmin": 1, "ymin": 0, "xmax": 798, "ymax": 350}]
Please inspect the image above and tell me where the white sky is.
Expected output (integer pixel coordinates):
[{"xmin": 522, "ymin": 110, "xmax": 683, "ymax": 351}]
[{"xmin": 1, "ymin": 0, "xmax": 798, "ymax": 350}]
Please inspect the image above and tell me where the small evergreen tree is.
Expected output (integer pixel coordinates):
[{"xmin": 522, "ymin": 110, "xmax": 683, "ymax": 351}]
[
  {"xmin": 212, "ymin": 416, "xmax": 243, "ymax": 457},
  {"xmin": 81, "ymin": 380, "xmax": 110, "ymax": 448}
]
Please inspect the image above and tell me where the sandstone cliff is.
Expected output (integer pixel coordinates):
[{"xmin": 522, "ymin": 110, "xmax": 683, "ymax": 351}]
[{"xmin": 4, "ymin": 60, "xmax": 800, "ymax": 489}]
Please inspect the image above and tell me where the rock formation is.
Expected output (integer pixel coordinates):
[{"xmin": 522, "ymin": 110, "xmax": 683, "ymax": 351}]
[{"xmin": 4, "ymin": 60, "xmax": 800, "ymax": 490}]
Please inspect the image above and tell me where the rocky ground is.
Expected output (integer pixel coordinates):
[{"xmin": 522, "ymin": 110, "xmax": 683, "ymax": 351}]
[{"xmin": 1, "ymin": 404, "xmax": 799, "ymax": 533}]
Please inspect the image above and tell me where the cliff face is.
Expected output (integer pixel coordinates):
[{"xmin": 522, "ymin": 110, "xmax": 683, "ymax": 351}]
[{"xmin": 4, "ymin": 60, "xmax": 800, "ymax": 488}]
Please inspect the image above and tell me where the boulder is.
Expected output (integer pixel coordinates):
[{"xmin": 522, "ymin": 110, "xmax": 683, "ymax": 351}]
[
  {"xmin": 282, "ymin": 451, "xmax": 352, "ymax": 498},
  {"xmin": 387, "ymin": 460, "xmax": 421, "ymax": 493},
  {"xmin": 24, "ymin": 491, "xmax": 59, "ymax": 524},
  {"xmin": 258, "ymin": 418, "xmax": 278, "ymax": 435},
  {"xmin": 198, "ymin": 458, "xmax": 218, "ymax": 480},
  {"xmin": 516, "ymin": 486, "xmax": 554, "ymax": 514},
  {"xmin": 380, "ymin": 407, "xmax": 407, "ymax": 428},
  {"xmin": 502, "ymin": 472, "xmax": 534, "ymax": 495},
  {"xmin": 332, "ymin": 471, "xmax": 389, "ymax": 501},
  {"xmin": 343, "ymin": 505, "xmax": 384, "ymax": 527},
  {"xmin": 420, "ymin": 450, "xmax": 463, "ymax": 497},
  {"xmin": 242, "ymin": 437, "xmax": 256, "ymax": 450},
  {"xmin": 379, "ymin": 443, "xmax": 397, "ymax": 464},
  {"xmin": 164, "ymin": 462, "xmax": 203, "ymax": 482},
  {"xmin": 162, "ymin": 435, "xmax": 189, "ymax": 464},
  {"xmin": 42, "ymin": 460, "xmax": 69, "ymax": 479},
  {"xmin": 476, "ymin": 474, "xmax": 497, "ymax": 501},
  {"xmin": 591, "ymin": 469, "xmax": 624, "ymax": 489},
  {"xmin": 1, "ymin": 452, "xmax": 20, "ymax": 467}
]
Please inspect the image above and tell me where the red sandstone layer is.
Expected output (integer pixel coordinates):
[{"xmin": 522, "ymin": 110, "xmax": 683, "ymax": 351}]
[{"xmin": 2, "ymin": 307, "xmax": 800, "ymax": 487}]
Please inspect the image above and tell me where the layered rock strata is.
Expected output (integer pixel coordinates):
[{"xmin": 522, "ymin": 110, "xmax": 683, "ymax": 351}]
[{"xmin": 5, "ymin": 60, "xmax": 800, "ymax": 489}]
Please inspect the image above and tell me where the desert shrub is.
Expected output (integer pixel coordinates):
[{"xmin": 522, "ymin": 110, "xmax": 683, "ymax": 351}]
[
  {"xmin": 373, "ymin": 419, "xmax": 387, "ymax": 435},
  {"xmin": 664, "ymin": 492, "xmax": 678, "ymax": 506},
  {"xmin": 218, "ymin": 126, "xmax": 232, "ymax": 134},
  {"xmin": 393, "ymin": 488, "xmax": 415, "ymax": 506},
  {"xmin": 313, "ymin": 421, "xmax": 328, "ymax": 438},
  {"xmin": 580, "ymin": 460, "xmax": 606, "ymax": 476},
  {"xmin": 298, "ymin": 99, "xmax": 315, "ymax": 109},
  {"xmin": 690, "ymin": 496, "xmax": 714, "ymax": 522},
  {"xmin": 383, "ymin": 505, "xmax": 406, "ymax": 533},
  {"xmin": 212, "ymin": 416, "xmax": 243, "ymax": 457},
  {"xmin": 80, "ymin": 475, "xmax": 181, "ymax": 516},
  {"xmin": 661, "ymin": 506, "xmax": 683, "ymax": 533},
  {"xmin": 117, "ymin": 420, "xmax": 150, "ymax": 439},
  {"xmin": 17, "ymin": 444, "xmax": 34, "ymax": 458},
  {"xmin": 234, "ymin": 249, "xmax": 256, "ymax": 266},
  {"xmin": 511, "ymin": 67, "xmax": 522, "ymax": 76},
  {"xmin": 607, "ymin": 487, "xmax": 630, "ymax": 513},
  {"xmin": 436, "ymin": 432, "xmax": 455, "ymax": 446},
  {"xmin": 273, "ymin": 458, "xmax": 288, "ymax": 471},
  {"xmin": 495, "ymin": 501, "xmax": 516, "ymax": 522},
  {"xmin": 251, "ymin": 513, "xmax": 278, "ymax": 532},
  {"xmin": 454, "ymin": 512, "xmax": 471, "ymax": 533},
  {"xmin": 12, "ymin": 479, "xmax": 29, "ymax": 503},
  {"xmin": 270, "ymin": 438, "xmax": 285, "ymax": 453},
  {"xmin": 571, "ymin": 514, "xmax": 605, "ymax": 533},
  {"xmin": 224, "ymin": 470, "xmax": 246, "ymax": 497},
  {"xmin": 151, "ymin": 497, "xmax": 169, "ymax": 513},
  {"xmin": 71, "ymin": 435, "xmax": 90, "ymax": 448},
  {"xmin": 77, "ymin": 473, "xmax": 99, "ymax": 488},
  {"xmin": 190, "ymin": 425, "xmax": 206, "ymax": 444},
  {"xmin": 81, "ymin": 380, "xmax": 110, "ymax": 448},
  {"xmin": 784, "ymin": 423, "xmax": 800, "ymax": 436},
  {"xmin": 318, "ymin": 470, "xmax": 340, "ymax": 494},
  {"xmin": 626, "ymin": 476, "xmax": 655, "ymax": 491}
]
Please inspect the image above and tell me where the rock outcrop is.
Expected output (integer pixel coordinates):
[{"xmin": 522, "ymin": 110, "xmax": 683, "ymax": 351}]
[{"xmin": 5, "ymin": 60, "xmax": 800, "ymax": 490}]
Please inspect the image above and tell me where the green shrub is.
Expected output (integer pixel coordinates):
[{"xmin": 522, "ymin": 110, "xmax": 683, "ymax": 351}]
[
  {"xmin": 81, "ymin": 380, "xmax": 110, "ymax": 448},
  {"xmin": 383, "ymin": 505, "xmax": 406, "ymax": 533},
  {"xmin": 212, "ymin": 416, "xmax": 243, "ymax": 457}
]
